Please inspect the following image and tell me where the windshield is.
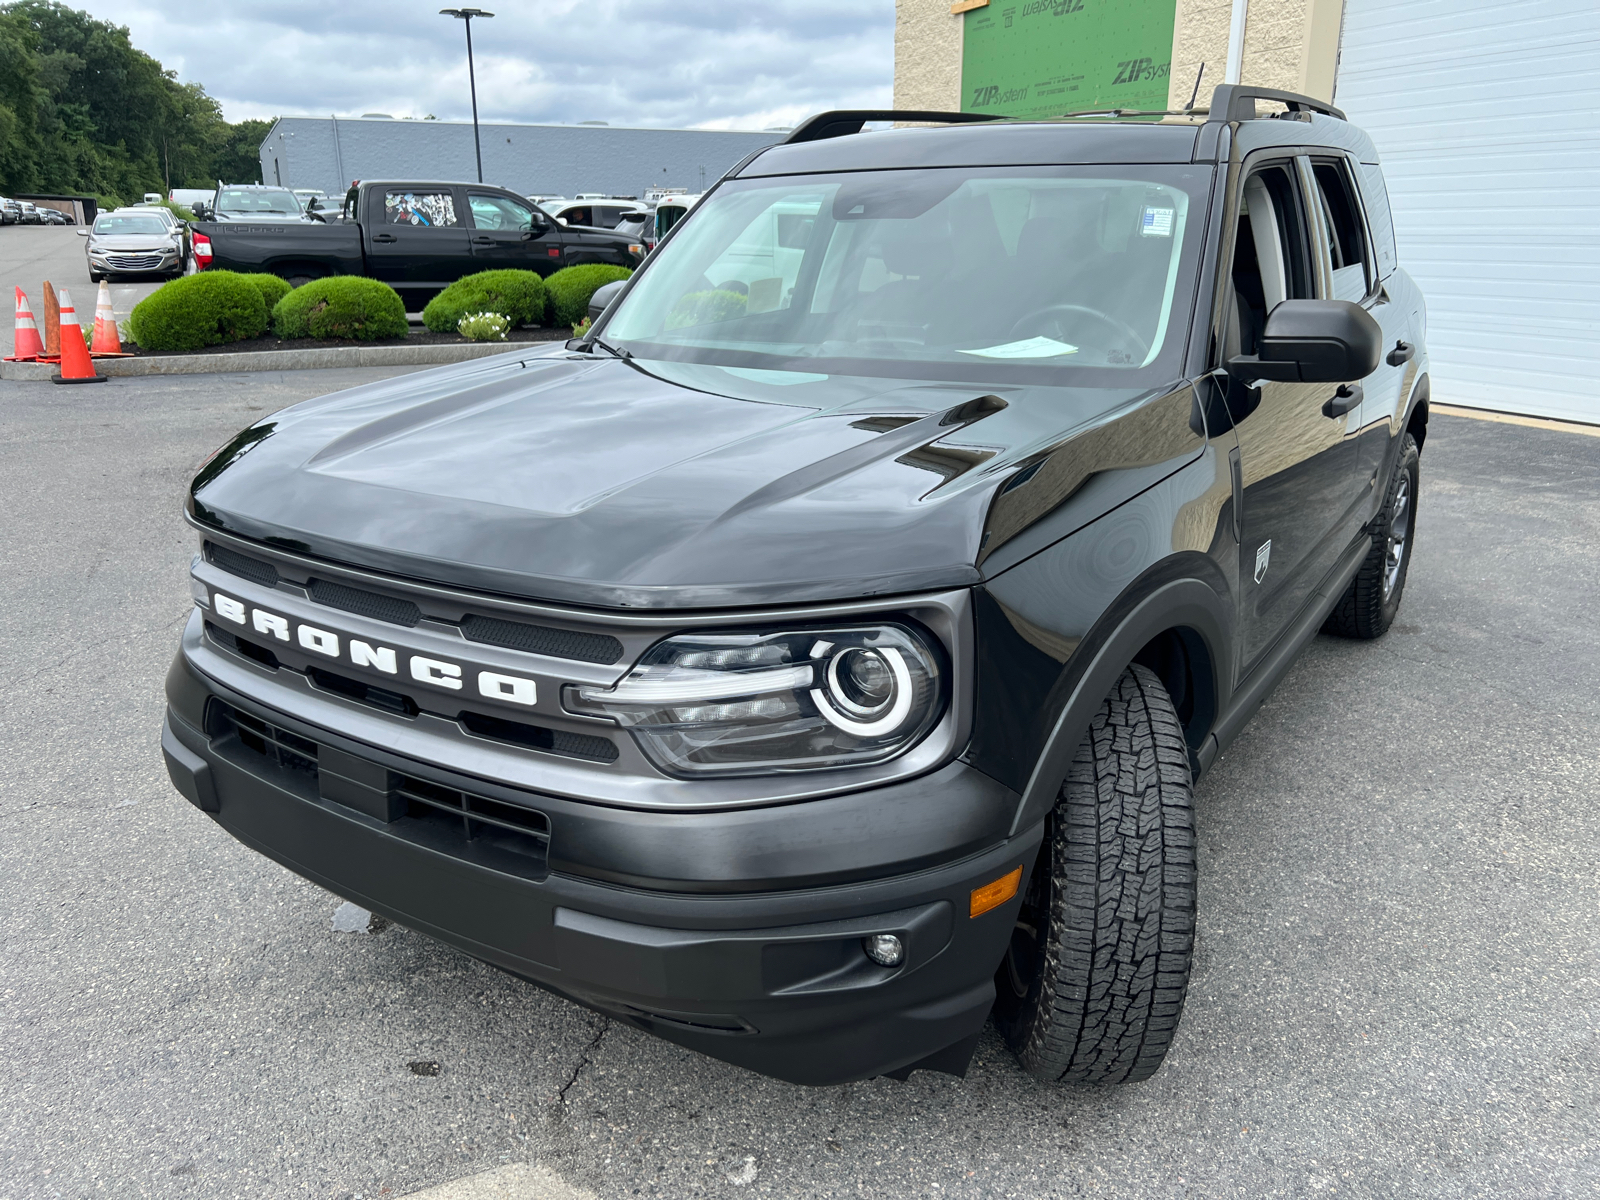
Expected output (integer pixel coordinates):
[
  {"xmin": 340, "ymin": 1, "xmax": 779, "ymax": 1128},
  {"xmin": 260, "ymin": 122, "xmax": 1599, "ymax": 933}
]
[
  {"xmin": 606, "ymin": 166, "xmax": 1208, "ymax": 383},
  {"xmin": 94, "ymin": 214, "xmax": 169, "ymax": 235},
  {"xmin": 217, "ymin": 188, "xmax": 301, "ymax": 215}
]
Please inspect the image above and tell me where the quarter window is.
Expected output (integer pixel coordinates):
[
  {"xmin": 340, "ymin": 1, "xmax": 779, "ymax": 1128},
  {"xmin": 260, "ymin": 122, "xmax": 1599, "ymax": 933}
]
[{"xmin": 384, "ymin": 191, "xmax": 459, "ymax": 228}]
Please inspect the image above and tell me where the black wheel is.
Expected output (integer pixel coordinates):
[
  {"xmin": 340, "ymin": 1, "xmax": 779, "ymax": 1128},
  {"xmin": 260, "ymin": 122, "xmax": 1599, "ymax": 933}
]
[
  {"xmin": 285, "ymin": 274, "xmax": 315, "ymax": 289},
  {"xmin": 88, "ymin": 271, "xmax": 103, "ymax": 283},
  {"xmin": 1323, "ymin": 432, "xmax": 1419, "ymax": 639},
  {"xmin": 995, "ymin": 664, "xmax": 1196, "ymax": 1084}
]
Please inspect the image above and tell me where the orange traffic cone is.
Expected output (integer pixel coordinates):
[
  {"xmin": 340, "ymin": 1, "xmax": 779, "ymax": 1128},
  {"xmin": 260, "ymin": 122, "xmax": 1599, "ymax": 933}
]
[
  {"xmin": 89, "ymin": 280, "xmax": 131, "ymax": 356},
  {"xmin": 51, "ymin": 288, "xmax": 106, "ymax": 385},
  {"xmin": 41, "ymin": 280, "xmax": 60, "ymax": 362},
  {"xmin": 5, "ymin": 287, "xmax": 44, "ymax": 361}
]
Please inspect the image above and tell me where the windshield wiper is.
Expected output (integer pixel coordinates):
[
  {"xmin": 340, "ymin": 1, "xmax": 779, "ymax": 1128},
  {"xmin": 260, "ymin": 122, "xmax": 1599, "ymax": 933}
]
[{"xmin": 588, "ymin": 335, "xmax": 632, "ymax": 360}]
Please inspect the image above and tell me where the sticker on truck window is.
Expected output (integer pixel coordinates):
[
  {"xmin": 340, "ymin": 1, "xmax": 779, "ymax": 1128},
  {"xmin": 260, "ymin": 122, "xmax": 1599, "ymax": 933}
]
[
  {"xmin": 1140, "ymin": 207, "xmax": 1175, "ymax": 237},
  {"xmin": 385, "ymin": 191, "xmax": 459, "ymax": 228}
]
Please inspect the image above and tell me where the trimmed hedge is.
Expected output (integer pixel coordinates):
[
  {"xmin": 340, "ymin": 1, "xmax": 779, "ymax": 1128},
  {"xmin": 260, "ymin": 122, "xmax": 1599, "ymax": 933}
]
[
  {"xmin": 127, "ymin": 271, "xmax": 268, "ymax": 352},
  {"xmin": 243, "ymin": 273, "xmax": 291, "ymax": 312},
  {"xmin": 272, "ymin": 276, "xmax": 408, "ymax": 341},
  {"xmin": 545, "ymin": 264, "xmax": 632, "ymax": 327},
  {"xmin": 422, "ymin": 269, "xmax": 547, "ymax": 332}
]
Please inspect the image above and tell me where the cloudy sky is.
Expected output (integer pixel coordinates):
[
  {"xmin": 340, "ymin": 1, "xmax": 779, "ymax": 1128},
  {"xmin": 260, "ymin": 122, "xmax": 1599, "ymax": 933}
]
[{"xmin": 99, "ymin": 0, "xmax": 894, "ymax": 131}]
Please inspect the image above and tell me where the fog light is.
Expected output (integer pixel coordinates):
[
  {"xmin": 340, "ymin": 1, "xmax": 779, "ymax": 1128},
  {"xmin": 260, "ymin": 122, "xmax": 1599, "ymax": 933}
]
[{"xmin": 863, "ymin": 933, "xmax": 903, "ymax": 967}]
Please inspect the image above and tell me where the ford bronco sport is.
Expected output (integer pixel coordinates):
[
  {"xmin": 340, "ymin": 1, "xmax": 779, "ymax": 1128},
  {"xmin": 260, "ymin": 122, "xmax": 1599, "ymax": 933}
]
[{"xmin": 162, "ymin": 85, "xmax": 1429, "ymax": 1087}]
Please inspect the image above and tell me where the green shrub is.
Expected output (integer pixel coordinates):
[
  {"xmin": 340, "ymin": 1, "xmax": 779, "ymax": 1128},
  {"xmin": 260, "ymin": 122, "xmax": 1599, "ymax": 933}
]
[
  {"xmin": 665, "ymin": 289, "xmax": 747, "ymax": 331},
  {"xmin": 457, "ymin": 311, "xmax": 510, "ymax": 341},
  {"xmin": 422, "ymin": 269, "xmax": 547, "ymax": 332},
  {"xmin": 271, "ymin": 276, "xmax": 407, "ymax": 341},
  {"xmin": 241, "ymin": 273, "xmax": 291, "ymax": 312},
  {"xmin": 126, "ymin": 271, "xmax": 268, "ymax": 352},
  {"xmin": 545, "ymin": 264, "xmax": 632, "ymax": 327}
]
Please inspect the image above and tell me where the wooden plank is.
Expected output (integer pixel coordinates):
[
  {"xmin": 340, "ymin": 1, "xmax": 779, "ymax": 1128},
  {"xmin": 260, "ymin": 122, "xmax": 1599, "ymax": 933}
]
[{"xmin": 950, "ymin": 0, "xmax": 989, "ymax": 13}]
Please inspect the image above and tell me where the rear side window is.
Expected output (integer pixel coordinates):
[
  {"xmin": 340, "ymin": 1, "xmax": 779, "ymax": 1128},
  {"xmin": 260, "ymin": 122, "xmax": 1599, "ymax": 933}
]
[
  {"xmin": 1357, "ymin": 164, "xmax": 1397, "ymax": 280},
  {"xmin": 384, "ymin": 190, "xmax": 459, "ymax": 228},
  {"xmin": 1311, "ymin": 160, "xmax": 1370, "ymax": 301}
]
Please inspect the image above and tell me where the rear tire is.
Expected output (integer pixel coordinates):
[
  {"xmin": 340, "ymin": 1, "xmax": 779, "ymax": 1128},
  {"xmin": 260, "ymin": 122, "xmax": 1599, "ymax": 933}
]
[
  {"xmin": 1323, "ymin": 433, "xmax": 1420, "ymax": 639},
  {"xmin": 285, "ymin": 274, "xmax": 315, "ymax": 289},
  {"xmin": 995, "ymin": 664, "xmax": 1196, "ymax": 1084}
]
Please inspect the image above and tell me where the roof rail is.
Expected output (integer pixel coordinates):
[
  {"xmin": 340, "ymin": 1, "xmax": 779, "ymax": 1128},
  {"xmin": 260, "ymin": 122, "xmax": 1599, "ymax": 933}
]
[
  {"xmin": 784, "ymin": 110, "xmax": 1003, "ymax": 144},
  {"xmin": 1206, "ymin": 84, "xmax": 1345, "ymax": 123}
]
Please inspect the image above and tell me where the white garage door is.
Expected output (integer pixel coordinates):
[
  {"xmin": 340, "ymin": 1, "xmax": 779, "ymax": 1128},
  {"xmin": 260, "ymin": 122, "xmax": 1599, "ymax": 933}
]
[{"xmin": 1335, "ymin": 0, "xmax": 1600, "ymax": 423}]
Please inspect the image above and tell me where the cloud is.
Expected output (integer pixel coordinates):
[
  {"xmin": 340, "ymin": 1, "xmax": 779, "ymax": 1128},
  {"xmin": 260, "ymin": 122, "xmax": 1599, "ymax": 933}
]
[{"xmin": 99, "ymin": 0, "xmax": 894, "ymax": 129}]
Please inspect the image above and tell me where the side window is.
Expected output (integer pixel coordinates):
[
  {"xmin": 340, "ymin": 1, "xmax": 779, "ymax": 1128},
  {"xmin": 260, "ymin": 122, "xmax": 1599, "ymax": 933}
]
[
  {"xmin": 562, "ymin": 206, "xmax": 593, "ymax": 226},
  {"xmin": 1311, "ymin": 160, "xmax": 1370, "ymax": 301},
  {"xmin": 1357, "ymin": 163, "xmax": 1397, "ymax": 280},
  {"xmin": 1224, "ymin": 162, "xmax": 1313, "ymax": 362},
  {"xmin": 384, "ymin": 191, "xmax": 459, "ymax": 228},
  {"xmin": 468, "ymin": 192, "xmax": 534, "ymax": 232}
]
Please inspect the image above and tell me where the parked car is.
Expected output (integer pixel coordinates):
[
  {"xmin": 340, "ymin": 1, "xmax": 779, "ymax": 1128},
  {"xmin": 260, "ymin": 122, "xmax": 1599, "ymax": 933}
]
[
  {"xmin": 0, "ymin": 196, "xmax": 18, "ymax": 225},
  {"xmin": 39, "ymin": 207, "xmax": 72, "ymax": 225},
  {"xmin": 293, "ymin": 188, "xmax": 331, "ymax": 213},
  {"xmin": 18, "ymin": 201, "xmax": 41, "ymax": 224},
  {"xmin": 188, "ymin": 180, "xmax": 644, "ymax": 301},
  {"xmin": 79, "ymin": 208, "xmax": 186, "ymax": 280},
  {"xmin": 120, "ymin": 204, "xmax": 188, "ymax": 267},
  {"xmin": 543, "ymin": 198, "xmax": 649, "ymax": 231},
  {"xmin": 192, "ymin": 185, "xmax": 310, "ymax": 223},
  {"xmin": 162, "ymin": 85, "xmax": 1429, "ymax": 1089}
]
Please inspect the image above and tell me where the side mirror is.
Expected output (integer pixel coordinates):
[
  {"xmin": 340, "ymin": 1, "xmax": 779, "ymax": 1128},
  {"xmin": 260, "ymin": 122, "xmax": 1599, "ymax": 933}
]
[
  {"xmin": 77, "ymin": 228, "xmax": 89, "ymax": 237},
  {"xmin": 587, "ymin": 279, "xmax": 626, "ymax": 323},
  {"xmin": 556, "ymin": 216, "xmax": 568, "ymax": 227},
  {"xmin": 1227, "ymin": 299, "xmax": 1383, "ymax": 383}
]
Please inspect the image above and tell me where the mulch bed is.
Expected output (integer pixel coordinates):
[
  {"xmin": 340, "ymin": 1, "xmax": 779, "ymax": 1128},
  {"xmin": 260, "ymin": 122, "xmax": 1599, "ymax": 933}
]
[{"xmin": 125, "ymin": 326, "xmax": 571, "ymax": 358}]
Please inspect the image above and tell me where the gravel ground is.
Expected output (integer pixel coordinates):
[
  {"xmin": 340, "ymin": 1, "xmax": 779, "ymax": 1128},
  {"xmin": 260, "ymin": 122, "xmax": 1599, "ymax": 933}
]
[{"xmin": 1, "ymin": 370, "xmax": 1596, "ymax": 1200}]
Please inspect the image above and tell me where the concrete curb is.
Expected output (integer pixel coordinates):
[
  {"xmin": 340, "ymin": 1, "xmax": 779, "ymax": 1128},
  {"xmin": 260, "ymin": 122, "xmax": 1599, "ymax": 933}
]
[{"xmin": 0, "ymin": 340, "xmax": 545, "ymax": 381}]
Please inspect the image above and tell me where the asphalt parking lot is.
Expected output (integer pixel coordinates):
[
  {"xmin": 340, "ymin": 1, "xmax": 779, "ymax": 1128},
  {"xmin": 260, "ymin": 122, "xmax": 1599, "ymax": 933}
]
[
  {"xmin": 2, "ymin": 369, "xmax": 1597, "ymax": 1200},
  {"xmin": 0, "ymin": 225, "xmax": 169, "ymax": 357}
]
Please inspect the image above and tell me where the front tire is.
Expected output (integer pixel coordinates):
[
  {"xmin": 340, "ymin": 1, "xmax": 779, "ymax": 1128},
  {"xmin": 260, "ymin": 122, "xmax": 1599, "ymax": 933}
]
[
  {"xmin": 1323, "ymin": 433, "xmax": 1420, "ymax": 639},
  {"xmin": 995, "ymin": 664, "xmax": 1197, "ymax": 1084}
]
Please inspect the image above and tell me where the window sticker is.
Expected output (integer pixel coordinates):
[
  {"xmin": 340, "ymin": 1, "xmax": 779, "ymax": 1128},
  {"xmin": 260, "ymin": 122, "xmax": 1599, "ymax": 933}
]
[
  {"xmin": 1140, "ymin": 206, "xmax": 1174, "ymax": 238},
  {"xmin": 385, "ymin": 191, "xmax": 458, "ymax": 227},
  {"xmin": 959, "ymin": 336, "xmax": 1079, "ymax": 359}
]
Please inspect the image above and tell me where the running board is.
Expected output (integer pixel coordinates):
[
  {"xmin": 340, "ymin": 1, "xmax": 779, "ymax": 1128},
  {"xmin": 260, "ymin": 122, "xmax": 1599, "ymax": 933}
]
[{"xmin": 1193, "ymin": 536, "xmax": 1371, "ymax": 778}]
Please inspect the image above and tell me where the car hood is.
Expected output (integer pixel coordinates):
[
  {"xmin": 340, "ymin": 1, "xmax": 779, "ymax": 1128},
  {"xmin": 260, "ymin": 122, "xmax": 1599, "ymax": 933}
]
[
  {"xmin": 89, "ymin": 234, "xmax": 177, "ymax": 250},
  {"xmin": 189, "ymin": 348, "xmax": 1204, "ymax": 609}
]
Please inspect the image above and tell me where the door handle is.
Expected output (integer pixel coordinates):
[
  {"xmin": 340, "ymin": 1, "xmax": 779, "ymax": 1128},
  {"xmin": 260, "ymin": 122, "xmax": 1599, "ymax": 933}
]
[
  {"xmin": 372, "ymin": 233, "xmax": 397, "ymax": 244},
  {"xmin": 1386, "ymin": 340, "xmax": 1415, "ymax": 367},
  {"xmin": 1323, "ymin": 384, "xmax": 1362, "ymax": 419},
  {"xmin": 471, "ymin": 236, "xmax": 494, "ymax": 244}
]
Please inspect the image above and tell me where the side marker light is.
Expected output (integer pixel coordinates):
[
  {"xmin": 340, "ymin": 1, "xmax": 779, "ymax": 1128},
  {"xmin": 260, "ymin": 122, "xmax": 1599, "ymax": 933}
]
[{"xmin": 969, "ymin": 866, "xmax": 1023, "ymax": 918}]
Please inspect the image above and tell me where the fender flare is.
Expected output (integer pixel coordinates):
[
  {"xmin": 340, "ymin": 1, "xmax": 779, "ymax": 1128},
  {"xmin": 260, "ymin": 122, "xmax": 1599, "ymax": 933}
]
[{"xmin": 1006, "ymin": 561, "xmax": 1233, "ymax": 837}]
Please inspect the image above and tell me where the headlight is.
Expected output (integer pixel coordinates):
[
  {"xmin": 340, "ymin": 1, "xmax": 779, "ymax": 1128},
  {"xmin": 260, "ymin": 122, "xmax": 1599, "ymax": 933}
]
[{"xmin": 567, "ymin": 624, "xmax": 945, "ymax": 777}]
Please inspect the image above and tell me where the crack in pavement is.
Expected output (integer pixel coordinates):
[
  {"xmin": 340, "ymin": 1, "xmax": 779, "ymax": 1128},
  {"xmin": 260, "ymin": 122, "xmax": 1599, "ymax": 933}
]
[{"xmin": 556, "ymin": 1020, "xmax": 610, "ymax": 1105}]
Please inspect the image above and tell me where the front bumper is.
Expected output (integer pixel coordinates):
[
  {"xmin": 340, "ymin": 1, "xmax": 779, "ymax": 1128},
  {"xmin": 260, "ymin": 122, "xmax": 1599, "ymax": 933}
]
[{"xmin": 164, "ymin": 644, "xmax": 1038, "ymax": 1085}]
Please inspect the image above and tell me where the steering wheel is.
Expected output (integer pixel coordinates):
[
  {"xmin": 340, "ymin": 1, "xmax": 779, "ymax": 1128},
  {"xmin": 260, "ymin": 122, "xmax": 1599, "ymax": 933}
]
[{"xmin": 1008, "ymin": 304, "xmax": 1149, "ymax": 363}]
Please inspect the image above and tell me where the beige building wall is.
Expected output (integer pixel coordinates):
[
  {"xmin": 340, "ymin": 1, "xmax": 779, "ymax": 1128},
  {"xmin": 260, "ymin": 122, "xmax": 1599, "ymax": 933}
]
[
  {"xmin": 893, "ymin": 0, "xmax": 965, "ymax": 111},
  {"xmin": 1169, "ymin": 0, "xmax": 1346, "ymax": 109},
  {"xmin": 890, "ymin": 0, "xmax": 1345, "ymax": 116}
]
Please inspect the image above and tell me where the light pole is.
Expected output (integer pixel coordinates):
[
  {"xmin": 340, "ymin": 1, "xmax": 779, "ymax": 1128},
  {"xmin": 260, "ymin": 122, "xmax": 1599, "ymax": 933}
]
[{"xmin": 440, "ymin": 8, "xmax": 494, "ymax": 183}]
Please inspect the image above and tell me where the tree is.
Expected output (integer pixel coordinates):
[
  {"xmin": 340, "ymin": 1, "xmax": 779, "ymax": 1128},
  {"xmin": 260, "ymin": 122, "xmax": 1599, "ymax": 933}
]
[{"xmin": 0, "ymin": 1, "xmax": 273, "ymax": 201}]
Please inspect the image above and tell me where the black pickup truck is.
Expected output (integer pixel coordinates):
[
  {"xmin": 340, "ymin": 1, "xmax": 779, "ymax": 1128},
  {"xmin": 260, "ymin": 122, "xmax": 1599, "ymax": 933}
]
[{"xmin": 191, "ymin": 180, "xmax": 644, "ymax": 301}]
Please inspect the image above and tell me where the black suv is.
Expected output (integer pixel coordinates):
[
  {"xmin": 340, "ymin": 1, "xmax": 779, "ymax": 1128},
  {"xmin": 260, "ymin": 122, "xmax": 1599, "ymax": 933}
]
[{"xmin": 162, "ymin": 86, "xmax": 1428, "ymax": 1088}]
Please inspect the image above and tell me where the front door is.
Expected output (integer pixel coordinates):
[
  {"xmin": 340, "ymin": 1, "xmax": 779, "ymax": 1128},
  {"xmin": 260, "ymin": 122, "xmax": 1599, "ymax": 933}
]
[
  {"xmin": 365, "ymin": 188, "xmax": 473, "ymax": 287},
  {"xmin": 468, "ymin": 191, "xmax": 565, "ymax": 276},
  {"xmin": 1223, "ymin": 161, "xmax": 1364, "ymax": 676}
]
